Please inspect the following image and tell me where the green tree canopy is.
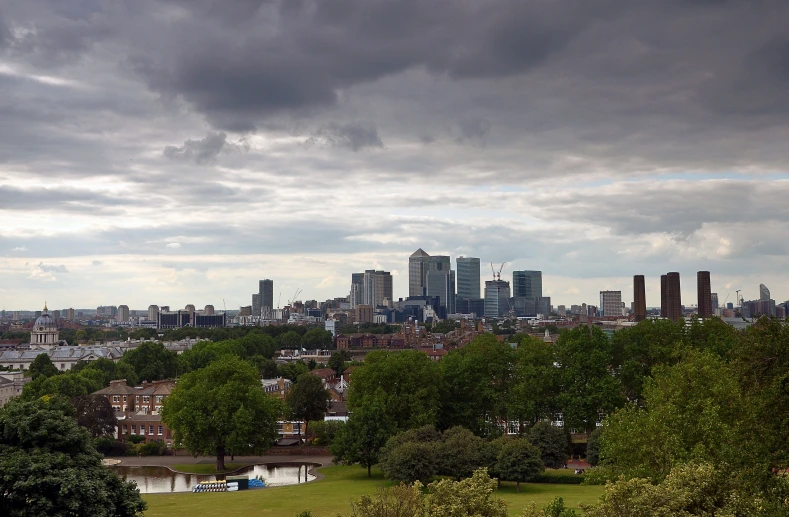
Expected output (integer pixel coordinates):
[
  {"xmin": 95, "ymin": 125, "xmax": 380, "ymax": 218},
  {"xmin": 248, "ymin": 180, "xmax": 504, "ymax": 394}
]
[
  {"xmin": 118, "ymin": 342, "xmax": 178, "ymax": 382},
  {"xmin": 330, "ymin": 399, "xmax": 394, "ymax": 477},
  {"xmin": 286, "ymin": 372, "xmax": 330, "ymax": 442},
  {"xmin": 507, "ymin": 336, "xmax": 559, "ymax": 433},
  {"xmin": 495, "ymin": 439, "xmax": 544, "ymax": 491},
  {"xmin": 440, "ymin": 334, "xmax": 515, "ymax": 435},
  {"xmin": 328, "ymin": 350, "xmax": 352, "ymax": 376},
  {"xmin": 379, "ymin": 441, "xmax": 439, "ymax": 484},
  {"xmin": 439, "ymin": 426, "xmax": 491, "ymax": 480},
  {"xmin": 555, "ymin": 326, "xmax": 624, "ymax": 433},
  {"xmin": 279, "ymin": 330, "xmax": 302, "ymax": 349},
  {"xmin": 161, "ymin": 355, "xmax": 283, "ymax": 471},
  {"xmin": 527, "ymin": 421, "xmax": 569, "ymax": 469},
  {"xmin": 27, "ymin": 353, "xmax": 59, "ymax": 380},
  {"xmin": 301, "ymin": 328, "xmax": 334, "ymax": 350},
  {"xmin": 0, "ymin": 397, "xmax": 146, "ymax": 517},
  {"xmin": 348, "ymin": 350, "xmax": 442, "ymax": 431}
]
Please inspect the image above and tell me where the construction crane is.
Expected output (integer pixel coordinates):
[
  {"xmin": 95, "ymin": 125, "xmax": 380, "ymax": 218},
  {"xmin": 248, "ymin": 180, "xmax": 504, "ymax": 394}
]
[
  {"xmin": 288, "ymin": 288, "xmax": 302, "ymax": 306},
  {"xmin": 735, "ymin": 289, "xmax": 742, "ymax": 307},
  {"xmin": 223, "ymin": 299, "xmax": 226, "ymax": 312},
  {"xmin": 723, "ymin": 293, "xmax": 730, "ymax": 307},
  {"xmin": 489, "ymin": 262, "xmax": 506, "ymax": 281},
  {"xmin": 277, "ymin": 292, "xmax": 282, "ymax": 309}
]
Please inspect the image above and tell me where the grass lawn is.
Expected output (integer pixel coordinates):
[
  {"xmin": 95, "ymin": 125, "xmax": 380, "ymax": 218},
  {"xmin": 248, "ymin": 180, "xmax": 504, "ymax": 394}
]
[
  {"xmin": 143, "ymin": 465, "xmax": 603, "ymax": 517},
  {"xmin": 170, "ymin": 463, "xmax": 253, "ymax": 475}
]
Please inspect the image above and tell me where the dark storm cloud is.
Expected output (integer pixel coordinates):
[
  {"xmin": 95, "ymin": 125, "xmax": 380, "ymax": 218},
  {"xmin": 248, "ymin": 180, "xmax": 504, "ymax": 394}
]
[{"xmin": 306, "ymin": 123, "xmax": 384, "ymax": 151}]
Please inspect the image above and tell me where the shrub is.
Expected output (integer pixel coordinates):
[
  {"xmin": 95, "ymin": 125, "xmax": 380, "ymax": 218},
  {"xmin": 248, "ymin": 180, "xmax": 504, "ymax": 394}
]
[
  {"xmin": 127, "ymin": 435, "xmax": 145, "ymax": 445},
  {"xmin": 138, "ymin": 440, "xmax": 166, "ymax": 456},
  {"xmin": 380, "ymin": 441, "xmax": 439, "ymax": 484}
]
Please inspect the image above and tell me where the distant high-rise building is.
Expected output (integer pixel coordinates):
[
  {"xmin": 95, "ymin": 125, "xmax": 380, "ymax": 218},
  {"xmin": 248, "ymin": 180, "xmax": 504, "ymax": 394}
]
[
  {"xmin": 660, "ymin": 275, "xmax": 668, "ymax": 318},
  {"xmin": 409, "ymin": 249, "xmax": 431, "ymax": 297},
  {"xmin": 665, "ymin": 272, "xmax": 682, "ymax": 321},
  {"xmin": 456, "ymin": 257, "xmax": 481, "ymax": 301},
  {"xmin": 484, "ymin": 280, "xmax": 511, "ymax": 318},
  {"xmin": 204, "ymin": 305, "xmax": 215, "ymax": 315},
  {"xmin": 633, "ymin": 275, "xmax": 646, "ymax": 322},
  {"xmin": 260, "ymin": 279, "xmax": 274, "ymax": 314},
  {"xmin": 350, "ymin": 273, "xmax": 364, "ymax": 308},
  {"xmin": 697, "ymin": 271, "xmax": 712, "ymax": 319},
  {"xmin": 600, "ymin": 291, "xmax": 623, "ymax": 317},
  {"xmin": 511, "ymin": 270, "xmax": 543, "ymax": 317},
  {"xmin": 427, "ymin": 269, "xmax": 456, "ymax": 316},
  {"xmin": 185, "ymin": 304, "xmax": 196, "ymax": 323},
  {"xmin": 118, "ymin": 305, "xmax": 129, "ymax": 322},
  {"xmin": 711, "ymin": 293, "xmax": 719, "ymax": 310},
  {"xmin": 66, "ymin": 308, "xmax": 74, "ymax": 320},
  {"xmin": 355, "ymin": 304, "xmax": 374, "ymax": 324},
  {"xmin": 147, "ymin": 305, "xmax": 159, "ymax": 321},
  {"xmin": 760, "ymin": 284, "xmax": 771, "ymax": 301},
  {"xmin": 362, "ymin": 270, "xmax": 393, "ymax": 307},
  {"xmin": 557, "ymin": 305, "xmax": 566, "ymax": 315}
]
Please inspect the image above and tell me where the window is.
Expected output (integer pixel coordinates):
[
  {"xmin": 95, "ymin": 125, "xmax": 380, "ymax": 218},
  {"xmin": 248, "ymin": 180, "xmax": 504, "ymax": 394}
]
[
  {"xmin": 113, "ymin": 396, "xmax": 120, "ymax": 403},
  {"xmin": 131, "ymin": 425, "xmax": 136, "ymax": 434},
  {"xmin": 122, "ymin": 425, "xmax": 127, "ymax": 434},
  {"xmin": 60, "ymin": 363, "xmax": 65, "ymax": 370},
  {"xmin": 158, "ymin": 426, "xmax": 163, "ymax": 435},
  {"xmin": 156, "ymin": 396, "xmax": 163, "ymax": 403},
  {"xmin": 123, "ymin": 395, "xmax": 127, "ymax": 402},
  {"xmin": 149, "ymin": 426, "xmax": 154, "ymax": 435},
  {"xmin": 141, "ymin": 406, "xmax": 148, "ymax": 414},
  {"xmin": 143, "ymin": 396, "xmax": 150, "ymax": 403}
]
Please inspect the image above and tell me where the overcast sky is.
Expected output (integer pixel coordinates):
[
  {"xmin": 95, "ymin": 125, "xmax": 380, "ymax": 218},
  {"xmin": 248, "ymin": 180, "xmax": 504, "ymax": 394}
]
[{"xmin": 2, "ymin": 0, "xmax": 789, "ymax": 311}]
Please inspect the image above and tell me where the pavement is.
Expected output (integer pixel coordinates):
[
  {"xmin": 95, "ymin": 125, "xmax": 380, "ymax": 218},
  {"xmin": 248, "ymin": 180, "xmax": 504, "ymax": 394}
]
[{"xmin": 108, "ymin": 454, "xmax": 335, "ymax": 468}]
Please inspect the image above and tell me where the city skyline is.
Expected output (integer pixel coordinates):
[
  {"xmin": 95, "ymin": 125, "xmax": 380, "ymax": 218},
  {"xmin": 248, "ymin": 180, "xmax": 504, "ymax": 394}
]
[{"xmin": 2, "ymin": 2, "xmax": 789, "ymax": 311}]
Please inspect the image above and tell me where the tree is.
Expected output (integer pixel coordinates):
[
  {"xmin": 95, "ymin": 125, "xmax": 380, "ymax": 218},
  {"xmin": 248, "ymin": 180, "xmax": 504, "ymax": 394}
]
[
  {"xmin": 527, "ymin": 422, "xmax": 569, "ymax": 469},
  {"xmin": 330, "ymin": 400, "xmax": 393, "ymax": 477},
  {"xmin": 350, "ymin": 483, "xmax": 425, "ymax": 517},
  {"xmin": 328, "ymin": 350, "xmax": 352, "ymax": 377},
  {"xmin": 555, "ymin": 326, "xmax": 624, "ymax": 433},
  {"xmin": 440, "ymin": 335, "xmax": 515, "ymax": 435},
  {"xmin": 599, "ymin": 351, "xmax": 754, "ymax": 482},
  {"xmin": 161, "ymin": 355, "xmax": 283, "ymax": 471},
  {"xmin": 495, "ymin": 439, "xmax": 544, "ymax": 491},
  {"xmin": 423, "ymin": 469, "xmax": 508, "ymax": 517},
  {"xmin": 72, "ymin": 394, "xmax": 118, "ymax": 438},
  {"xmin": 27, "ymin": 353, "xmax": 58, "ymax": 380},
  {"xmin": 521, "ymin": 497, "xmax": 579, "ymax": 517},
  {"xmin": 585, "ymin": 428, "xmax": 601, "ymax": 467},
  {"xmin": 348, "ymin": 350, "xmax": 442, "ymax": 431},
  {"xmin": 439, "ymin": 426, "xmax": 490, "ymax": 480},
  {"xmin": 507, "ymin": 337, "xmax": 559, "ymax": 433},
  {"xmin": 301, "ymin": 328, "xmax": 334, "ymax": 350},
  {"xmin": 278, "ymin": 361, "xmax": 310, "ymax": 382},
  {"xmin": 279, "ymin": 331, "xmax": 302, "ymax": 349},
  {"xmin": 286, "ymin": 372, "xmax": 330, "ymax": 443},
  {"xmin": 118, "ymin": 342, "xmax": 178, "ymax": 382},
  {"xmin": 0, "ymin": 398, "xmax": 146, "ymax": 516},
  {"xmin": 379, "ymin": 441, "xmax": 439, "ymax": 484},
  {"xmin": 582, "ymin": 463, "xmax": 781, "ymax": 517}
]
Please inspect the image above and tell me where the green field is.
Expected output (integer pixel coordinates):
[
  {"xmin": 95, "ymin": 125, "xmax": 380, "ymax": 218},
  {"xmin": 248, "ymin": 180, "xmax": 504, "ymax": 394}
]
[{"xmin": 143, "ymin": 465, "xmax": 604, "ymax": 517}]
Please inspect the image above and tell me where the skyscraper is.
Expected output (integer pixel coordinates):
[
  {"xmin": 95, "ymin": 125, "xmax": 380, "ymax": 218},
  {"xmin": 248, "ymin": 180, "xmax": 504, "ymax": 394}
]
[
  {"xmin": 456, "ymin": 257, "xmax": 481, "ymax": 300},
  {"xmin": 633, "ymin": 275, "xmax": 646, "ymax": 322},
  {"xmin": 697, "ymin": 271, "xmax": 712, "ymax": 319},
  {"xmin": 660, "ymin": 275, "xmax": 668, "ymax": 318},
  {"xmin": 118, "ymin": 305, "xmax": 129, "ymax": 322},
  {"xmin": 425, "ymin": 256, "xmax": 454, "ymax": 315},
  {"xmin": 665, "ymin": 272, "xmax": 682, "ymax": 321},
  {"xmin": 600, "ymin": 291, "xmax": 622, "ymax": 317},
  {"xmin": 362, "ymin": 270, "xmax": 393, "ymax": 307},
  {"xmin": 409, "ymin": 248, "xmax": 430, "ymax": 297},
  {"xmin": 512, "ymin": 270, "xmax": 543, "ymax": 317},
  {"xmin": 760, "ymin": 283, "xmax": 771, "ymax": 301},
  {"xmin": 711, "ymin": 293, "xmax": 718, "ymax": 310},
  {"xmin": 350, "ymin": 273, "xmax": 364, "ymax": 307},
  {"xmin": 147, "ymin": 305, "xmax": 159, "ymax": 321},
  {"xmin": 484, "ymin": 280, "xmax": 511, "ymax": 318},
  {"xmin": 260, "ymin": 279, "xmax": 274, "ymax": 316}
]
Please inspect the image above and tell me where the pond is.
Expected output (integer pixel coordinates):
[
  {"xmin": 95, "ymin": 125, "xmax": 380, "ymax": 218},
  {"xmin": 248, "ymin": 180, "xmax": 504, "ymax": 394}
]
[{"xmin": 111, "ymin": 463, "xmax": 318, "ymax": 494}]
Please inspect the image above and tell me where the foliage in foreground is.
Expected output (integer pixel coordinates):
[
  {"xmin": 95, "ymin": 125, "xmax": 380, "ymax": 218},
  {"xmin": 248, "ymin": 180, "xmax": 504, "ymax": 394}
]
[
  {"xmin": 349, "ymin": 469, "xmax": 508, "ymax": 517},
  {"xmin": 0, "ymin": 398, "xmax": 146, "ymax": 517}
]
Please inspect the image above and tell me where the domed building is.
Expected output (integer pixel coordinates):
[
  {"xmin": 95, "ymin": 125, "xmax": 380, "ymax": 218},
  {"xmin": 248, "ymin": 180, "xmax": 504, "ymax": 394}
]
[{"xmin": 31, "ymin": 304, "xmax": 59, "ymax": 346}]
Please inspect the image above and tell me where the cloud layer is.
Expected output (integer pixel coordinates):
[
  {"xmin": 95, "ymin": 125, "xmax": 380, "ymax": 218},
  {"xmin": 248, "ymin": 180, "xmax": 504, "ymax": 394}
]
[{"xmin": 1, "ymin": 0, "xmax": 789, "ymax": 309}]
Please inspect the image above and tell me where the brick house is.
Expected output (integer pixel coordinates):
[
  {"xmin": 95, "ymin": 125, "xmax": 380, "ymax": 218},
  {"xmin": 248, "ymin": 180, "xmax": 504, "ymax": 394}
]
[{"xmin": 92, "ymin": 379, "xmax": 176, "ymax": 445}]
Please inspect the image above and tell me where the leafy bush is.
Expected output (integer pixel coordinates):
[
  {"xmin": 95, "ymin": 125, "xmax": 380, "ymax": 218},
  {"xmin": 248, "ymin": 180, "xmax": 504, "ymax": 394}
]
[
  {"xmin": 127, "ymin": 434, "xmax": 145, "ymax": 445},
  {"xmin": 380, "ymin": 441, "xmax": 439, "ymax": 484},
  {"xmin": 93, "ymin": 436, "xmax": 129, "ymax": 456},
  {"xmin": 310, "ymin": 420, "xmax": 343, "ymax": 446},
  {"xmin": 138, "ymin": 440, "xmax": 166, "ymax": 456},
  {"xmin": 529, "ymin": 474, "xmax": 584, "ymax": 484}
]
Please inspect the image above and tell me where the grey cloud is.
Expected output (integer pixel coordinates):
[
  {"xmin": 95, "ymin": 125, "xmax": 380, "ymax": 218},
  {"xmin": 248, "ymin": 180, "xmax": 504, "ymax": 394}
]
[
  {"xmin": 36, "ymin": 262, "xmax": 68, "ymax": 273},
  {"xmin": 0, "ymin": 186, "xmax": 130, "ymax": 213},
  {"xmin": 91, "ymin": 260, "xmax": 102, "ymax": 266},
  {"xmin": 163, "ymin": 132, "xmax": 249, "ymax": 164},
  {"xmin": 306, "ymin": 122, "xmax": 383, "ymax": 151},
  {"xmin": 455, "ymin": 118, "xmax": 491, "ymax": 144}
]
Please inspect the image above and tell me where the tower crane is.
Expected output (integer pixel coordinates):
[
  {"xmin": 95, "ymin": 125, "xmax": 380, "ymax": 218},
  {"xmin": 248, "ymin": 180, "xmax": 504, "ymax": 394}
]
[
  {"xmin": 489, "ymin": 262, "xmax": 506, "ymax": 281},
  {"xmin": 288, "ymin": 288, "xmax": 302, "ymax": 306},
  {"xmin": 735, "ymin": 289, "xmax": 742, "ymax": 307}
]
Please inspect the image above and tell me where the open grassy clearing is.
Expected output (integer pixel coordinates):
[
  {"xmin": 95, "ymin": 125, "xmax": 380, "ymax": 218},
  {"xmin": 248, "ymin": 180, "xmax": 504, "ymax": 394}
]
[{"xmin": 143, "ymin": 465, "xmax": 604, "ymax": 517}]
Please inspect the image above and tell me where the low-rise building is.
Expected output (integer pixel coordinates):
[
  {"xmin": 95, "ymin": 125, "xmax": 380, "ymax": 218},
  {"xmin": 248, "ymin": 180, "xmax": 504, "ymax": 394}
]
[{"xmin": 0, "ymin": 372, "xmax": 28, "ymax": 407}]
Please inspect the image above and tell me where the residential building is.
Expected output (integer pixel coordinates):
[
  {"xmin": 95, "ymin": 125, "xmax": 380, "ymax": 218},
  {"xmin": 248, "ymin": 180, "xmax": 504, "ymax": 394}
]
[
  {"xmin": 760, "ymin": 283, "xmax": 771, "ymax": 301},
  {"xmin": 262, "ymin": 377, "xmax": 292, "ymax": 399},
  {"xmin": 662, "ymin": 272, "xmax": 682, "ymax": 321},
  {"xmin": 94, "ymin": 380, "xmax": 176, "ymax": 446},
  {"xmin": 409, "ymin": 248, "xmax": 431, "ymax": 297},
  {"xmin": 633, "ymin": 275, "xmax": 646, "ymax": 322},
  {"xmin": 355, "ymin": 305, "xmax": 374, "ymax": 324},
  {"xmin": 253, "ymin": 279, "xmax": 274, "ymax": 317},
  {"xmin": 147, "ymin": 305, "xmax": 159, "ymax": 321},
  {"xmin": 711, "ymin": 293, "xmax": 719, "ymax": 310},
  {"xmin": 117, "ymin": 305, "xmax": 129, "ymax": 323},
  {"xmin": 600, "ymin": 291, "xmax": 622, "ymax": 317},
  {"xmin": 697, "ymin": 271, "xmax": 712, "ymax": 318},
  {"xmin": 484, "ymin": 280, "xmax": 511, "ymax": 318}
]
